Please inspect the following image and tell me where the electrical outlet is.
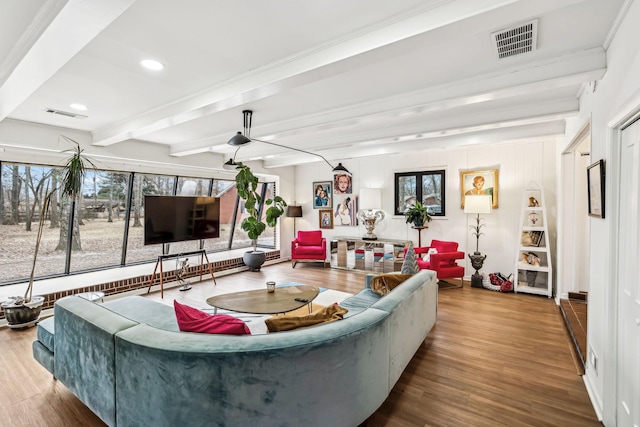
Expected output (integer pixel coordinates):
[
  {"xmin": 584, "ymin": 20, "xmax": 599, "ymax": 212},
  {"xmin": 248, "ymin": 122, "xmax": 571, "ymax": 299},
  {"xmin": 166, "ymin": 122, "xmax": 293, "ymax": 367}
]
[{"xmin": 589, "ymin": 348, "xmax": 598, "ymax": 374}]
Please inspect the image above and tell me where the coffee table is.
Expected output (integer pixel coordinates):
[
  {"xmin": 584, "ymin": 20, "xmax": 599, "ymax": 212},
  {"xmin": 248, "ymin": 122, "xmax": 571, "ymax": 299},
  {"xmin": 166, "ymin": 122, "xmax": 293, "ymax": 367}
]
[{"xmin": 206, "ymin": 285, "xmax": 319, "ymax": 315}]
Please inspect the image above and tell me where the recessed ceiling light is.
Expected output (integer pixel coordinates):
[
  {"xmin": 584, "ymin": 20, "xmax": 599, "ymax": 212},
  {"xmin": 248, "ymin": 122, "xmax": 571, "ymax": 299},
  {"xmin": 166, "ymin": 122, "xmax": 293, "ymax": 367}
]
[
  {"xmin": 70, "ymin": 103, "xmax": 88, "ymax": 111},
  {"xmin": 140, "ymin": 59, "xmax": 165, "ymax": 71}
]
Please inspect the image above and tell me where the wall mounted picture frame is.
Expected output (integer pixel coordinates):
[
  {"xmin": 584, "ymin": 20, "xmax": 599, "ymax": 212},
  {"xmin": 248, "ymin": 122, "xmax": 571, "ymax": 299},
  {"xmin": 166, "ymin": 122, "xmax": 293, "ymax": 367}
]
[
  {"xmin": 333, "ymin": 173, "xmax": 352, "ymax": 194},
  {"xmin": 587, "ymin": 159, "xmax": 605, "ymax": 218},
  {"xmin": 313, "ymin": 181, "xmax": 332, "ymax": 209},
  {"xmin": 333, "ymin": 194, "xmax": 358, "ymax": 226},
  {"xmin": 460, "ymin": 169, "xmax": 499, "ymax": 209},
  {"xmin": 319, "ymin": 209, "xmax": 333, "ymax": 229}
]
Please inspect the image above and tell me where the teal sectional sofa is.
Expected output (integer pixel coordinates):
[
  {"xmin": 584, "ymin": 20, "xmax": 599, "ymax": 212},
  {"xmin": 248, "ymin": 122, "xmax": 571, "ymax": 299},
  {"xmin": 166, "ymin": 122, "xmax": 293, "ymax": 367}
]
[{"xmin": 32, "ymin": 270, "xmax": 438, "ymax": 427}]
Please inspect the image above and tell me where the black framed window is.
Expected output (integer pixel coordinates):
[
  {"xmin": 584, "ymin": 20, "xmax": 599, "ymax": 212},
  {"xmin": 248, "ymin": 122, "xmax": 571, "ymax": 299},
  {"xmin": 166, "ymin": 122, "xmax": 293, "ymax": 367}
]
[{"xmin": 394, "ymin": 170, "xmax": 445, "ymax": 216}]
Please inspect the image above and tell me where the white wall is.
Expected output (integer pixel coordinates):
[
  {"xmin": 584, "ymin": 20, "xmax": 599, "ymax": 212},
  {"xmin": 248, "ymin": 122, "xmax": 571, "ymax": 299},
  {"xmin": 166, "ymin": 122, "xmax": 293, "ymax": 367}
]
[
  {"xmin": 560, "ymin": 1, "xmax": 640, "ymax": 424},
  {"xmin": 292, "ymin": 137, "xmax": 557, "ymax": 281}
]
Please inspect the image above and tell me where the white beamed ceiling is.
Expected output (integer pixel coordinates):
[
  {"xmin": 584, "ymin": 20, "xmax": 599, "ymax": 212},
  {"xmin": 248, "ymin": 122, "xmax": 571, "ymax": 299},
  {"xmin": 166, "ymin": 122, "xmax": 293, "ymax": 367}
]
[{"xmin": 0, "ymin": 0, "xmax": 625, "ymax": 168}]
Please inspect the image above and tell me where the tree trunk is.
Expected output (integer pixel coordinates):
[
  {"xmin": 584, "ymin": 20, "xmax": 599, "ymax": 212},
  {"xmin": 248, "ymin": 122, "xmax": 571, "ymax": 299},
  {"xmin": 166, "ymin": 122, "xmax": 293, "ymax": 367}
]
[
  {"xmin": 11, "ymin": 165, "xmax": 20, "ymax": 225},
  {"xmin": 25, "ymin": 166, "xmax": 32, "ymax": 232},
  {"xmin": 49, "ymin": 174, "xmax": 59, "ymax": 228}
]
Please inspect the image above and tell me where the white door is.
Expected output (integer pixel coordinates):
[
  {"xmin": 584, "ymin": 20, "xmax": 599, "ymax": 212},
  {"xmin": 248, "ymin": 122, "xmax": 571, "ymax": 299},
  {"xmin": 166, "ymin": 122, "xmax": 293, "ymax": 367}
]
[{"xmin": 617, "ymin": 119, "xmax": 640, "ymax": 427}]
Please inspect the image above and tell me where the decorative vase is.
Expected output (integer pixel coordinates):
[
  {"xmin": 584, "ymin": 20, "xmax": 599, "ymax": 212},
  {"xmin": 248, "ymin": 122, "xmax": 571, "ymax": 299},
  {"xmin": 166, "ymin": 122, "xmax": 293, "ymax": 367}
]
[
  {"xmin": 526, "ymin": 270, "xmax": 538, "ymax": 287},
  {"xmin": 243, "ymin": 251, "xmax": 266, "ymax": 271},
  {"xmin": 1, "ymin": 296, "xmax": 45, "ymax": 329}
]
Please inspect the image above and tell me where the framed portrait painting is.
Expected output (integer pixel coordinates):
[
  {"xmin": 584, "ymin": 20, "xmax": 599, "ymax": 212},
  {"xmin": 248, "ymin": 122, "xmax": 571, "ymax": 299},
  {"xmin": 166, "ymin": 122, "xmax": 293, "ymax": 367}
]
[
  {"xmin": 460, "ymin": 169, "xmax": 499, "ymax": 209},
  {"xmin": 587, "ymin": 159, "xmax": 605, "ymax": 218},
  {"xmin": 333, "ymin": 194, "xmax": 358, "ymax": 226},
  {"xmin": 312, "ymin": 181, "xmax": 332, "ymax": 209},
  {"xmin": 319, "ymin": 209, "xmax": 333, "ymax": 229},
  {"xmin": 333, "ymin": 173, "xmax": 352, "ymax": 194}
]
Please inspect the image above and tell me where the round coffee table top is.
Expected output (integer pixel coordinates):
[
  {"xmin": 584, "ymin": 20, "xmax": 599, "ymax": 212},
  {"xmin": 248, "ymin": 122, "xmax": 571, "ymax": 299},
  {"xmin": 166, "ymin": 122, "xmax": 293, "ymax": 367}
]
[{"xmin": 206, "ymin": 285, "xmax": 319, "ymax": 315}]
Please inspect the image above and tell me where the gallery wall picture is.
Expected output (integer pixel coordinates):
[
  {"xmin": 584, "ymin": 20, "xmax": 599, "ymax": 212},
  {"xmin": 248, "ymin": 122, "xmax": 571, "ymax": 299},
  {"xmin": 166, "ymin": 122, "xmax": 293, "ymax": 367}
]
[
  {"xmin": 333, "ymin": 173, "xmax": 352, "ymax": 194},
  {"xmin": 319, "ymin": 209, "xmax": 333, "ymax": 229},
  {"xmin": 587, "ymin": 159, "xmax": 605, "ymax": 218},
  {"xmin": 460, "ymin": 169, "xmax": 499, "ymax": 209},
  {"xmin": 333, "ymin": 194, "xmax": 358, "ymax": 226},
  {"xmin": 313, "ymin": 181, "xmax": 332, "ymax": 209}
]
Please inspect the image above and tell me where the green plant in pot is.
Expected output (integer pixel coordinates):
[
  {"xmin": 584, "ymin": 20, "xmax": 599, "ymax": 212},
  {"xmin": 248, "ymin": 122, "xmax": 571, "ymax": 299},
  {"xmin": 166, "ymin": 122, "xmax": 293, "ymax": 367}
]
[
  {"xmin": 234, "ymin": 162, "xmax": 287, "ymax": 271},
  {"xmin": 404, "ymin": 202, "xmax": 433, "ymax": 227},
  {"xmin": 1, "ymin": 136, "xmax": 95, "ymax": 329}
]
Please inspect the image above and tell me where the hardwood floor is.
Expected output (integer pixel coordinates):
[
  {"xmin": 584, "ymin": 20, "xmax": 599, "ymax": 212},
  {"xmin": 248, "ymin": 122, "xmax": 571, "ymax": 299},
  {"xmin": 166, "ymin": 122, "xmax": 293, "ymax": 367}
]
[{"xmin": 0, "ymin": 263, "xmax": 600, "ymax": 426}]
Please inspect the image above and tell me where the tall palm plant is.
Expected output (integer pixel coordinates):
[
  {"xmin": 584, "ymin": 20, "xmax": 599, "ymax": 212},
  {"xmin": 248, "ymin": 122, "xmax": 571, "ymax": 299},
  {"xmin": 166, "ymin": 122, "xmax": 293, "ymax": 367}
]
[{"xmin": 2, "ymin": 136, "xmax": 95, "ymax": 328}]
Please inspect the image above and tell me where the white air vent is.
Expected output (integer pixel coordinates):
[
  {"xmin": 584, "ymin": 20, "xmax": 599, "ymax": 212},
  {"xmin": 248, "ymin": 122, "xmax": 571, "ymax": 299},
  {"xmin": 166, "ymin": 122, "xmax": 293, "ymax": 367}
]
[
  {"xmin": 491, "ymin": 19, "xmax": 537, "ymax": 59},
  {"xmin": 44, "ymin": 108, "xmax": 87, "ymax": 119}
]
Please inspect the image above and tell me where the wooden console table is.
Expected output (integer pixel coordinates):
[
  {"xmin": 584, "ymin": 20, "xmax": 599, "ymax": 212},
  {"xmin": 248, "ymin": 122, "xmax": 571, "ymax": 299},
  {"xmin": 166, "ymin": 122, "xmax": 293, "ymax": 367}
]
[
  {"xmin": 330, "ymin": 236, "xmax": 411, "ymax": 272},
  {"xmin": 146, "ymin": 249, "xmax": 216, "ymax": 298}
]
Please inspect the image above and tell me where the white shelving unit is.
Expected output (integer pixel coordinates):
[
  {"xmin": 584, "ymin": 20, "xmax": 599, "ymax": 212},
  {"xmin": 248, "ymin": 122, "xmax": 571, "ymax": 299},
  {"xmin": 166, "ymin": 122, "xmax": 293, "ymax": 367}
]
[{"xmin": 514, "ymin": 182, "xmax": 553, "ymax": 297}]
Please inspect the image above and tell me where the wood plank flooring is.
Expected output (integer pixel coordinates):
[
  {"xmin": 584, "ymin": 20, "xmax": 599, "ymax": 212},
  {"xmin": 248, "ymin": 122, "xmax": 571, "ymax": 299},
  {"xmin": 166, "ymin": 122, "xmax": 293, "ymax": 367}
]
[{"xmin": 0, "ymin": 263, "xmax": 600, "ymax": 427}]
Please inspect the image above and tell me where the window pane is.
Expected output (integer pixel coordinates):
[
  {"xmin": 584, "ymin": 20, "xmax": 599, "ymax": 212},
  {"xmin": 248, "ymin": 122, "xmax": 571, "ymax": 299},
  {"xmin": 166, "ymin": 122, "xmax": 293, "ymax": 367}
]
[
  {"xmin": 256, "ymin": 183, "xmax": 276, "ymax": 248},
  {"xmin": 177, "ymin": 178, "xmax": 209, "ymax": 196},
  {"xmin": 203, "ymin": 179, "xmax": 235, "ymax": 251},
  {"xmin": 68, "ymin": 170, "xmax": 130, "ymax": 272},
  {"xmin": 0, "ymin": 163, "xmax": 66, "ymax": 282},
  {"xmin": 422, "ymin": 173, "xmax": 443, "ymax": 214},
  {"xmin": 397, "ymin": 175, "xmax": 416, "ymax": 214},
  {"xmin": 126, "ymin": 173, "xmax": 177, "ymax": 263}
]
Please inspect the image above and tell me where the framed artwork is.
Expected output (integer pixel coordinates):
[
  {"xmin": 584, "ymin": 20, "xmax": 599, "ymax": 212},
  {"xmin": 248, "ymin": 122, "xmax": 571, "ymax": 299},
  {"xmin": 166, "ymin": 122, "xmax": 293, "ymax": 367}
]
[
  {"xmin": 587, "ymin": 159, "xmax": 605, "ymax": 218},
  {"xmin": 460, "ymin": 169, "xmax": 499, "ymax": 209},
  {"xmin": 530, "ymin": 230, "xmax": 544, "ymax": 246},
  {"xmin": 333, "ymin": 173, "xmax": 352, "ymax": 194},
  {"xmin": 313, "ymin": 181, "xmax": 332, "ymax": 209},
  {"xmin": 394, "ymin": 169, "xmax": 446, "ymax": 217},
  {"xmin": 333, "ymin": 194, "xmax": 358, "ymax": 226},
  {"xmin": 319, "ymin": 209, "xmax": 333, "ymax": 229}
]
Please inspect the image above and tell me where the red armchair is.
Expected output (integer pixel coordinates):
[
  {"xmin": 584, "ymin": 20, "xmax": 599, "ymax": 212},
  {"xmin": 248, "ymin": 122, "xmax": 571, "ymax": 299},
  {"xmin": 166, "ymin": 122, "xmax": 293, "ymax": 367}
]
[
  {"xmin": 291, "ymin": 230, "xmax": 327, "ymax": 268},
  {"xmin": 405, "ymin": 239, "xmax": 465, "ymax": 286}
]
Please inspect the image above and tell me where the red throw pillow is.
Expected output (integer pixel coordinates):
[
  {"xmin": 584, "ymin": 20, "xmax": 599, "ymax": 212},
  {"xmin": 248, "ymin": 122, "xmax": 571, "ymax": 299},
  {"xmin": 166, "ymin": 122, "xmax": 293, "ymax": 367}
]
[{"xmin": 173, "ymin": 300, "xmax": 250, "ymax": 335}]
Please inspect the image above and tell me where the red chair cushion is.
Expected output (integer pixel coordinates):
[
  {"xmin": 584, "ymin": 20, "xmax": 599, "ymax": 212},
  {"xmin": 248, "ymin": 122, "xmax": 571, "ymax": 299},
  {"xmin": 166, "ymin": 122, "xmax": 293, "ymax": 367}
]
[
  {"xmin": 297, "ymin": 230, "xmax": 323, "ymax": 246},
  {"xmin": 431, "ymin": 239, "xmax": 458, "ymax": 253},
  {"xmin": 174, "ymin": 300, "xmax": 250, "ymax": 335}
]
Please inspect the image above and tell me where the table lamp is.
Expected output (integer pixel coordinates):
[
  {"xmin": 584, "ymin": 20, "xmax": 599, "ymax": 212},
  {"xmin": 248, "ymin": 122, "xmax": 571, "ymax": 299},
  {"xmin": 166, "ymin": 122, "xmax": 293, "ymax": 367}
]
[{"xmin": 464, "ymin": 195, "xmax": 492, "ymax": 288}]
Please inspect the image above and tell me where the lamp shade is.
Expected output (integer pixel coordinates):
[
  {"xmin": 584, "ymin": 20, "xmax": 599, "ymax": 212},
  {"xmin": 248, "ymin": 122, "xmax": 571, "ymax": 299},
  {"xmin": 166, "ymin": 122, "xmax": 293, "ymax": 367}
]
[
  {"xmin": 332, "ymin": 162, "xmax": 352, "ymax": 176},
  {"xmin": 464, "ymin": 195, "xmax": 492, "ymax": 214},
  {"xmin": 286, "ymin": 205, "xmax": 302, "ymax": 218},
  {"xmin": 359, "ymin": 188, "xmax": 381, "ymax": 210},
  {"xmin": 227, "ymin": 132, "xmax": 251, "ymax": 146}
]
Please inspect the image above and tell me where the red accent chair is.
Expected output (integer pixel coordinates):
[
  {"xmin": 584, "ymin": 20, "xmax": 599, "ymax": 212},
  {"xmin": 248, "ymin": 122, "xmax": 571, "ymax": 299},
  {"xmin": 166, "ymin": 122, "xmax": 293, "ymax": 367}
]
[
  {"xmin": 405, "ymin": 239, "xmax": 465, "ymax": 286},
  {"xmin": 291, "ymin": 230, "xmax": 327, "ymax": 268}
]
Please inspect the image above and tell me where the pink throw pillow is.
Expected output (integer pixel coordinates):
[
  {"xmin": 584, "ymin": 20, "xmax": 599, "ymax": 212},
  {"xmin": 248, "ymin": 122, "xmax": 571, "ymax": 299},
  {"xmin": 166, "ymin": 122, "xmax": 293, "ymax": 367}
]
[{"xmin": 174, "ymin": 300, "xmax": 250, "ymax": 335}]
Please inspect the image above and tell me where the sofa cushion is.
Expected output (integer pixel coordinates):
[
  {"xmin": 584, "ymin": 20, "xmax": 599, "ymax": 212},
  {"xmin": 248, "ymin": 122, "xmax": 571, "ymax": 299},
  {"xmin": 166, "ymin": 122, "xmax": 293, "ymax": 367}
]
[
  {"xmin": 265, "ymin": 304, "xmax": 348, "ymax": 332},
  {"xmin": 297, "ymin": 230, "xmax": 323, "ymax": 246},
  {"xmin": 339, "ymin": 289, "xmax": 381, "ymax": 317},
  {"xmin": 369, "ymin": 273, "xmax": 413, "ymax": 296},
  {"xmin": 174, "ymin": 300, "xmax": 250, "ymax": 335},
  {"xmin": 37, "ymin": 316, "xmax": 55, "ymax": 353}
]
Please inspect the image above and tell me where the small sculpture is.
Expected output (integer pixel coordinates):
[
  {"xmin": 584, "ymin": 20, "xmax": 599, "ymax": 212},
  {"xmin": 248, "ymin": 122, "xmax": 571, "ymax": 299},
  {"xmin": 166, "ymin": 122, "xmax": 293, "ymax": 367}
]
[
  {"xmin": 528, "ymin": 197, "xmax": 539, "ymax": 207},
  {"xmin": 176, "ymin": 258, "xmax": 191, "ymax": 291}
]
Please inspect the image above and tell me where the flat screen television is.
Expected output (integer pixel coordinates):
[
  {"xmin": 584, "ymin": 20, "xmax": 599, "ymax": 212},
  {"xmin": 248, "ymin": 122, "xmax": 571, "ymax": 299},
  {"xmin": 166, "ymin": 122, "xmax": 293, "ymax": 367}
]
[{"xmin": 144, "ymin": 196, "xmax": 220, "ymax": 245}]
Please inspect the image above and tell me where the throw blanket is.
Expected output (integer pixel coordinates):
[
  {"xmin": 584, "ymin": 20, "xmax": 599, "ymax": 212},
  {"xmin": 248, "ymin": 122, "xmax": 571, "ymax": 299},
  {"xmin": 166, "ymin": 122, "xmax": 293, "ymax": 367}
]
[
  {"xmin": 369, "ymin": 273, "xmax": 413, "ymax": 296},
  {"xmin": 265, "ymin": 304, "xmax": 348, "ymax": 332}
]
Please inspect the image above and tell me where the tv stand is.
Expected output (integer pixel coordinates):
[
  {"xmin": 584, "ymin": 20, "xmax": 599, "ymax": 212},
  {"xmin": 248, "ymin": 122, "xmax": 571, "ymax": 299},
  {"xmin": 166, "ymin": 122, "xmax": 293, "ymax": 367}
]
[{"xmin": 147, "ymin": 249, "xmax": 216, "ymax": 298}]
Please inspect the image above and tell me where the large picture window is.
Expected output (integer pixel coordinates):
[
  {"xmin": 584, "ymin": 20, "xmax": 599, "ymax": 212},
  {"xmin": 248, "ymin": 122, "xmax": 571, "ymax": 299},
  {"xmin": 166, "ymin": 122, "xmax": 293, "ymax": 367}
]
[{"xmin": 394, "ymin": 170, "xmax": 446, "ymax": 217}]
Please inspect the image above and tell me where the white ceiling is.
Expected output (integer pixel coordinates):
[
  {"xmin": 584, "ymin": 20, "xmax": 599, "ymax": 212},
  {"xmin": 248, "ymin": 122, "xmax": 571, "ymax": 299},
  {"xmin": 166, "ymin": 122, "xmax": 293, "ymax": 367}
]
[{"xmin": 0, "ymin": 0, "xmax": 626, "ymax": 169}]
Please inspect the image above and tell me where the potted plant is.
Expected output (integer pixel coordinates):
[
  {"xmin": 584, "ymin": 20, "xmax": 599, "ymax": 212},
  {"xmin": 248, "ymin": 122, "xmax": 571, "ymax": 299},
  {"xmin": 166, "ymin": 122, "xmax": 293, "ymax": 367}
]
[
  {"xmin": 1, "ymin": 136, "xmax": 95, "ymax": 328},
  {"xmin": 404, "ymin": 202, "xmax": 433, "ymax": 227},
  {"xmin": 234, "ymin": 162, "xmax": 287, "ymax": 271}
]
